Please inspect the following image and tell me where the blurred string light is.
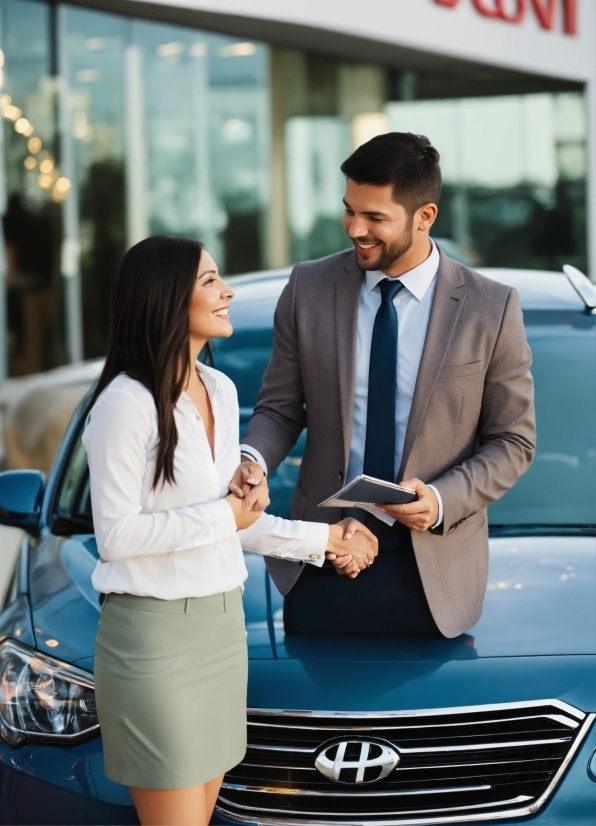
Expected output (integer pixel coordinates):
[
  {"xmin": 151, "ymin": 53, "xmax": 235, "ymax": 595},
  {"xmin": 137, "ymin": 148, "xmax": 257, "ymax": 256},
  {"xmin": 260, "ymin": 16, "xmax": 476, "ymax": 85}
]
[
  {"xmin": 15, "ymin": 117, "xmax": 34, "ymax": 136},
  {"xmin": 218, "ymin": 42, "xmax": 256, "ymax": 57},
  {"xmin": 2, "ymin": 92, "xmax": 70, "ymax": 200},
  {"xmin": 1, "ymin": 94, "xmax": 22, "ymax": 121}
]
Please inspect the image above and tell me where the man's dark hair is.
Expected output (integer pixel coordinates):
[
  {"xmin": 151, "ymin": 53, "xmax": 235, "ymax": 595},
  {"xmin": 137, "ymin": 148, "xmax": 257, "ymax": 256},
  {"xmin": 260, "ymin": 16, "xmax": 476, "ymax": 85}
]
[{"xmin": 341, "ymin": 132, "xmax": 442, "ymax": 214}]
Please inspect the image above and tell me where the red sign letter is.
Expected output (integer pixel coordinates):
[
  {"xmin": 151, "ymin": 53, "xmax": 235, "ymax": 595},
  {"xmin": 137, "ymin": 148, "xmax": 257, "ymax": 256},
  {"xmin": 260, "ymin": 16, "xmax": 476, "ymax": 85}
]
[
  {"xmin": 433, "ymin": 0, "xmax": 577, "ymax": 34},
  {"xmin": 530, "ymin": 0, "xmax": 577, "ymax": 33},
  {"xmin": 472, "ymin": 0, "xmax": 526, "ymax": 22}
]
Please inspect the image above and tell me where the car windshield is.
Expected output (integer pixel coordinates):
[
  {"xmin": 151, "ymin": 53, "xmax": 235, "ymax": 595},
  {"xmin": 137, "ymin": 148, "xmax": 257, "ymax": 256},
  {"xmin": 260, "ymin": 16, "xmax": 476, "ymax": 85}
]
[
  {"xmin": 212, "ymin": 299, "xmax": 596, "ymax": 530},
  {"xmin": 489, "ymin": 308, "xmax": 596, "ymax": 528},
  {"xmin": 55, "ymin": 293, "xmax": 596, "ymax": 534}
]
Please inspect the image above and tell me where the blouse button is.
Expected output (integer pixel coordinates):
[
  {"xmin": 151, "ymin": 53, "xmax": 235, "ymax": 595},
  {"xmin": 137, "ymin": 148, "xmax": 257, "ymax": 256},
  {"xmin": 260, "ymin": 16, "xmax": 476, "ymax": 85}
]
[{"xmin": 196, "ymin": 415, "xmax": 201, "ymax": 421}]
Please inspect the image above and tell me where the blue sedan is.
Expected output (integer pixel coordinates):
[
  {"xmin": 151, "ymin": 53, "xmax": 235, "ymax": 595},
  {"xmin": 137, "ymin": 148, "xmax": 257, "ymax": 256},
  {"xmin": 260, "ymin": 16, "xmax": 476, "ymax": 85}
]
[{"xmin": 0, "ymin": 264, "xmax": 594, "ymax": 825}]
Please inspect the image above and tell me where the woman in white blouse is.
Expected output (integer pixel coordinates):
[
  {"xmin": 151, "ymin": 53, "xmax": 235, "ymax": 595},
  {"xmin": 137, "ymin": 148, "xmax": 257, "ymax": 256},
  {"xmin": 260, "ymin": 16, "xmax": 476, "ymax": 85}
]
[{"xmin": 84, "ymin": 235, "xmax": 377, "ymax": 826}]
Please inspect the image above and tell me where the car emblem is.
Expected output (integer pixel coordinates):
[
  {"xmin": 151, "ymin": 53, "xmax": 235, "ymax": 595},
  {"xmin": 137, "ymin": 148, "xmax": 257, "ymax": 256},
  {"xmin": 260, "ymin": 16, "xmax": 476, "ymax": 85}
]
[{"xmin": 315, "ymin": 739, "xmax": 400, "ymax": 784}]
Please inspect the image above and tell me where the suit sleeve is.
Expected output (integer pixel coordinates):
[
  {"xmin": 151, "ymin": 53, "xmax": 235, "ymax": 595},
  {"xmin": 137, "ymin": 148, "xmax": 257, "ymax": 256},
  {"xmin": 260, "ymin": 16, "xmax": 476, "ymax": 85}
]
[
  {"xmin": 242, "ymin": 264, "xmax": 307, "ymax": 475},
  {"xmin": 430, "ymin": 288, "xmax": 536, "ymax": 535}
]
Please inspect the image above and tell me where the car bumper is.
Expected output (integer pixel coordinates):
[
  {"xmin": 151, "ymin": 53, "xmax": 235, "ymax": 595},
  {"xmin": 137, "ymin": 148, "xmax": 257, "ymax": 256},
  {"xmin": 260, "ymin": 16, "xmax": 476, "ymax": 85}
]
[{"xmin": 0, "ymin": 728, "xmax": 594, "ymax": 826}]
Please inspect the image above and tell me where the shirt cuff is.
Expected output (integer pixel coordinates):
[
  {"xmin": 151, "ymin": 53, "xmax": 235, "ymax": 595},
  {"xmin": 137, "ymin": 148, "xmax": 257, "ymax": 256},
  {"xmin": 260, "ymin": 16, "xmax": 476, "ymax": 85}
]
[
  {"xmin": 428, "ymin": 484, "xmax": 443, "ymax": 529},
  {"xmin": 211, "ymin": 497, "xmax": 239, "ymax": 541},
  {"xmin": 301, "ymin": 522, "xmax": 329, "ymax": 567},
  {"xmin": 239, "ymin": 444, "xmax": 268, "ymax": 476}
]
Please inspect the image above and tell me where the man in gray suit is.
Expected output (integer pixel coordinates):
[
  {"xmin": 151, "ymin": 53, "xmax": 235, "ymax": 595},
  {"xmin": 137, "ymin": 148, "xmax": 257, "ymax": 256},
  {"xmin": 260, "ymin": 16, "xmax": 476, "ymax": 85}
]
[{"xmin": 235, "ymin": 132, "xmax": 536, "ymax": 638}]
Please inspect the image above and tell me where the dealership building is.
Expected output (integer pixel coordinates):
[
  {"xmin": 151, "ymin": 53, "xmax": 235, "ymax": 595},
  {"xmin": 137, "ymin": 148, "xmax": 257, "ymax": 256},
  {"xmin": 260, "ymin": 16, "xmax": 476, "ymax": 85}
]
[{"xmin": 0, "ymin": 0, "xmax": 594, "ymax": 378}]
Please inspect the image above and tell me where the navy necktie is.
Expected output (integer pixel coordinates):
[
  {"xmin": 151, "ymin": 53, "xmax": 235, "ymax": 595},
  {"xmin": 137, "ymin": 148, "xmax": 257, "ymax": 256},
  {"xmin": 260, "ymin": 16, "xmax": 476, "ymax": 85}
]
[{"xmin": 363, "ymin": 278, "xmax": 405, "ymax": 482}]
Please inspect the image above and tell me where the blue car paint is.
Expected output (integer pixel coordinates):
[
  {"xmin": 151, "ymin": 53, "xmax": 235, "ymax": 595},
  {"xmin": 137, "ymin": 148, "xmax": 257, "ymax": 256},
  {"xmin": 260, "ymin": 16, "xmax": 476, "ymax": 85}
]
[{"xmin": 0, "ymin": 266, "xmax": 594, "ymax": 824}]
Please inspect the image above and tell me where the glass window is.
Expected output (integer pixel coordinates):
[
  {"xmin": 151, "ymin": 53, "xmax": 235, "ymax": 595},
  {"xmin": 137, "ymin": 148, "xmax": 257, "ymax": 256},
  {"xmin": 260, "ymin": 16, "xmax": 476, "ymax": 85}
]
[
  {"xmin": 2, "ymin": 0, "xmax": 590, "ymax": 385},
  {"xmin": 62, "ymin": 6, "xmax": 126, "ymax": 359},
  {"xmin": 385, "ymin": 92, "xmax": 588, "ymax": 273},
  {"xmin": 57, "ymin": 426, "xmax": 87, "ymax": 513},
  {"xmin": 276, "ymin": 49, "xmax": 588, "ymax": 273},
  {"xmin": 54, "ymin": 422, "xmax": 92, "ymax": 533},
  {"xmin": 132, "ymin": 21, "xmax": 270, "ymax": 275},
  {"xmin": 286, "ymin": 117, "xmax": 351, "ymax": 262},
  {"xmin": 1, "ymin": 0, "xmax": 64, "ymax": 375}
]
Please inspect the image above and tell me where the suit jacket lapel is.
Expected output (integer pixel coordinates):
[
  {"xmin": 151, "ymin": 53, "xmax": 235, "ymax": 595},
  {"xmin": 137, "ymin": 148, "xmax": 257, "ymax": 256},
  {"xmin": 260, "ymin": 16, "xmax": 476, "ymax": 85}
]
[
  {"xmin": 335, "ymin": 255, "xmax": 364, "ymax": 472},
  {"xmin": 398, "ymin": 253, "xmax": 466, "ymax": 481}
]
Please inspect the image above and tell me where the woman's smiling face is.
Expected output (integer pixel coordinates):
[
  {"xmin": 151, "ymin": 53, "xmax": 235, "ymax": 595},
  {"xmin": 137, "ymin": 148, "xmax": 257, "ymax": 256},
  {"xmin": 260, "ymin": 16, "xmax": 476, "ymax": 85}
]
[{"xmin": 189, "ymin": 250, "xmax": 234, "ymax": 344}]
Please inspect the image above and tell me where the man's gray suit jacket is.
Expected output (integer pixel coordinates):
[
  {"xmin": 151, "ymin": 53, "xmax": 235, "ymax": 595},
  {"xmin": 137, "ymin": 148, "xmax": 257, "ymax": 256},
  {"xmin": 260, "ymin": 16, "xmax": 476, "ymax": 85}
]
[{"xmin": 242, "ymin": 248, "xmax": 536, "ymax": 638}]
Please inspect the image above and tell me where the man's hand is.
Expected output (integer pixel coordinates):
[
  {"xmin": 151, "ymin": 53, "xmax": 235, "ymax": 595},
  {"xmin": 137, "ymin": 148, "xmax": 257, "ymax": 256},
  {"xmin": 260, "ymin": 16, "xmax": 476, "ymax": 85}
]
[
  {"xmin": 229, "ymin": 461, "xmax": 269, "ymax": 511},
  {"xmin": 377, "ymin": 478, "xmax": 438, "ymax": 531},
  {"xmin": 325, "ymin": 518, "xmax": 378, "ymax": 577}
]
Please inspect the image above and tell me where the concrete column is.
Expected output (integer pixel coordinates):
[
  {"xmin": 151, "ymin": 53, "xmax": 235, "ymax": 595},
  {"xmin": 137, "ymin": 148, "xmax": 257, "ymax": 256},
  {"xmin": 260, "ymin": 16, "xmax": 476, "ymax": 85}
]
[
  {"xmin": 0, "ymin": 46, "xmax": 8, "ymax": 382},
  {"xmin": 190, "ymin": 43, "xmax": 217, "ymax": 256},
  {"xmin": 266, "ymin": 47, "xmax": 290, "ymax": 269},
  {"xmin": 585, "ymin": 77, "xmax": 596, "ymax": 282},
  {"xmin": 57, "ymin": 4, "xmax": 84, "ymax": 364},
  {"xmin": 124, "ymin": 41, "xmax": 149, "ymax": 249},
  {"xmin": 338, "ymin": 63, "xmax": 387, "ymax": 150}
]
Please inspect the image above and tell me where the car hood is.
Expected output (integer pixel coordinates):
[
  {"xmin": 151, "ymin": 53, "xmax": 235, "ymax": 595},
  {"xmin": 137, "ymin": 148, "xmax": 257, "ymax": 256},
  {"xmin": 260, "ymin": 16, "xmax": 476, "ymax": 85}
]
[{"xmin": 29, "ymin": 535, "xmax": 596, "ymax": 669}]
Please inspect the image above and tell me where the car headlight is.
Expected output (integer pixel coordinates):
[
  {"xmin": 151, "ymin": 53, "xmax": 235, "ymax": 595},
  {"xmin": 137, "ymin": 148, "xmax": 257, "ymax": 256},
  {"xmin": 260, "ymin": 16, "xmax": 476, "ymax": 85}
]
[{"xmin": 0, "ymin": 639, "xmax": 98, "ymax": 746}]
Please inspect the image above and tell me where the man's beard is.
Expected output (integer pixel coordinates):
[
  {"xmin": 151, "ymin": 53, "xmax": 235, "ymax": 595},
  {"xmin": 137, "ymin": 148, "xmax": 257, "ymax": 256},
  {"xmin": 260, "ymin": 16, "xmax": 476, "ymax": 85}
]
[{"xmin": 354, "ymin": 218, "xmax": 414, "ymax": 272}]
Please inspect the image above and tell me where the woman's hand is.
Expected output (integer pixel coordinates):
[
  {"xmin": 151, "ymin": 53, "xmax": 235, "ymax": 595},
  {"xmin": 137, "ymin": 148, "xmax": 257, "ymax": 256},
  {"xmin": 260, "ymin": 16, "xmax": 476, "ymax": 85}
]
[
  {"xmin": 325, "ymin": 519, "xmax": 378, "ymax": 577},
  {"xmin": 225, "ymin": 489, "xmax": 269, "ymax": 530},
  {"xmin": 327, "ymin": 552, "xmax": 360, "ymax": 579}
]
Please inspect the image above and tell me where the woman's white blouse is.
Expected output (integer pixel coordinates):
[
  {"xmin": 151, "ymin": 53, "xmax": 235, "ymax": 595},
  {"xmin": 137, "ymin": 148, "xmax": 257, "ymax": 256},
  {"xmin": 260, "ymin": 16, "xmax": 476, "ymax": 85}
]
[{"xmin": 83, "ymin": 367, "xmax": 328, "ymax": 600}]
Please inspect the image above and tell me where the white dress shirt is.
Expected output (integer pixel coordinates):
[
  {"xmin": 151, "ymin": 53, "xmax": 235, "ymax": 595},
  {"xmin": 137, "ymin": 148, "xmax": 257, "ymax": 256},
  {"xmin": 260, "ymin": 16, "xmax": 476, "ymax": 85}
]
[
  {"xmin": 83, "ymin": 366, "xmax": 328, "ymax": 601},
  {"xmin": 242, "ymin": 242, "xmax": 443, "ymax": 526},
  {"xmin": 347, "ymin": 241, "xmax": 443, "ymax": 526}
]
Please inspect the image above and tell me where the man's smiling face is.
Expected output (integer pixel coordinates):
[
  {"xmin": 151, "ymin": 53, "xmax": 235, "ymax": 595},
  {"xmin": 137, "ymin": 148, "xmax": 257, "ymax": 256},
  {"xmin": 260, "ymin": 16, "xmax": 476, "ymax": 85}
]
[{"xmin": 342, "ymin": 179, "xmax": 415, "ymax": 273}]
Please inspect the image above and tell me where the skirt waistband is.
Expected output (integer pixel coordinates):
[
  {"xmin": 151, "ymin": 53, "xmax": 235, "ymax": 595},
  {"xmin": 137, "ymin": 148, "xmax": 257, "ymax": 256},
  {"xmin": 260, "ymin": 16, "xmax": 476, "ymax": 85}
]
[{"xmin": 105, "ymin": 587, "xmax": 242, "ymax": 615}]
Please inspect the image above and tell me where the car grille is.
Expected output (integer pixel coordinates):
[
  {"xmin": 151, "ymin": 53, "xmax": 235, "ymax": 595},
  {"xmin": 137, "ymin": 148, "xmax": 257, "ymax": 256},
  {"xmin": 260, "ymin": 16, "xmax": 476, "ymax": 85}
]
[{"xmin": 217, "ymin": 700, "xmax": 594, "ymax": 825}]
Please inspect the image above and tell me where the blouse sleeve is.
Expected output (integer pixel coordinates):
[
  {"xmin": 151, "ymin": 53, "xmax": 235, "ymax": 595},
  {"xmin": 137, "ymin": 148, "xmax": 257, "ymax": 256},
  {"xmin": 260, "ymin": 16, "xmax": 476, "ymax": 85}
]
[
  {"xmin": 238, "ymin": 513, "xmax": 328, "ymax": 566},
  {"xmin": 83, "ymin": 388, "xmax": 237, "ymax": 562}
]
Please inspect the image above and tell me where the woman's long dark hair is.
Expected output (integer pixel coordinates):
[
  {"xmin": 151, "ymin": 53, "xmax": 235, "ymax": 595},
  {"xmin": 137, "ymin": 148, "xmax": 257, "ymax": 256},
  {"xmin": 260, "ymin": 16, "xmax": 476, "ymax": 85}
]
[{"xmin": 91, "ymin": 235, "xmax": 204, "ymax": 489}]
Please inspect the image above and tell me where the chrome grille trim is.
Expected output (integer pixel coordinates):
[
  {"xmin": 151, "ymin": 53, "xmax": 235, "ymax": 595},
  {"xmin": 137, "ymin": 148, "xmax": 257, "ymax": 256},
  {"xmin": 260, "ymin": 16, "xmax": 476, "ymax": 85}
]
[
  {"xmin": 217, "ymin": 705, "xmax": 594, "ymax": 825},
  {"xmin": 398, "ymin": 736, "xmax": 571, "ymax": 753},
  {"xmin": 247, "ymin": 712, "xmax": 580, "ymax": 731},
  {"xmin": 217, "ymin": 794, "xmax": 534, "ymax": 821},
  {"xmin": 221, "ymin": 782, "xmax": 492, "ymax": 797},
  {"xmin": 241, "ymin": 755, "xmax": 561, "ymax": 772},
  {"xmin": 248, "ymin": 735, "xmax": 572, "ymax": 754},
  {"xmin": 244, "ymin": 698, "xmax": 586, "ymax": 721},
  {"xmin": 248, "ymin": 743, "xmax": 315, "ymax": 752}
]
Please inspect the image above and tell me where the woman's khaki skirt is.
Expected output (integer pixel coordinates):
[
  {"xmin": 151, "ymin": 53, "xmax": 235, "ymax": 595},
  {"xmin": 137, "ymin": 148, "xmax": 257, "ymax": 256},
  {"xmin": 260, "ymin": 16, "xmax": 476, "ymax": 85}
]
[{"xmin": 94, "ymin": 588, "xmax": 248, "ymax": 789}]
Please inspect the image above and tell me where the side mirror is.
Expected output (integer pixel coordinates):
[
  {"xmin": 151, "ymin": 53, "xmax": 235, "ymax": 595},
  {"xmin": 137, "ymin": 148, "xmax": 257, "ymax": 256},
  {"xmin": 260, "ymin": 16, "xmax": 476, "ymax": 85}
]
[{"xmin": 0, "ymin": 470, "xmax": 44, "ymax": 534}]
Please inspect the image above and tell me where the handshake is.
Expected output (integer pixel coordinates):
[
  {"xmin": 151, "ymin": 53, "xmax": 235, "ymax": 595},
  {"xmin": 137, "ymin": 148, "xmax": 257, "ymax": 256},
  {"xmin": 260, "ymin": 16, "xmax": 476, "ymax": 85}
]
[{"xmin": 225, "ymin": 461, "xmax": 378, "ymax": 578}]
